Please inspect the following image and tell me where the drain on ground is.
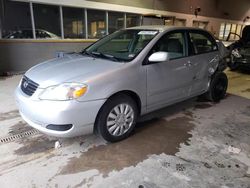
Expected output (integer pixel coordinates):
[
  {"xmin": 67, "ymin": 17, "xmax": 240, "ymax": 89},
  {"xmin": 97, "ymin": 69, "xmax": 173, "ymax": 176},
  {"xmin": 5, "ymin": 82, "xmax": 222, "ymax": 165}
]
[{"xmin": 0, "ymin": 129, "xmax": 39, "ymax": 143}]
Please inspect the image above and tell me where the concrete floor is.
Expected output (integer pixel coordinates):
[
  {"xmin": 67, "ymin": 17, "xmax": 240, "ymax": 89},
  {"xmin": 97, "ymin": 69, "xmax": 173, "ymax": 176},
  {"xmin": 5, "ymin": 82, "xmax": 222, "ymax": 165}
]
[{"xmin": 0, "ymin": 69, "xmax": 250, "ymax": 188}]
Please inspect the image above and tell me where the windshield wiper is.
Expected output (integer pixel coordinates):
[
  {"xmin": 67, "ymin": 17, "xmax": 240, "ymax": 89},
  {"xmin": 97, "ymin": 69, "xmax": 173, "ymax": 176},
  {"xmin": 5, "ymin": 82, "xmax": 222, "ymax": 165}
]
[
  {"xmin": 91, "ymin": 51, "xmax": 121, "ymax": 62},
  {"xmin": 81, "ymin": 50, "xmax": 97, "ymax": 58}
]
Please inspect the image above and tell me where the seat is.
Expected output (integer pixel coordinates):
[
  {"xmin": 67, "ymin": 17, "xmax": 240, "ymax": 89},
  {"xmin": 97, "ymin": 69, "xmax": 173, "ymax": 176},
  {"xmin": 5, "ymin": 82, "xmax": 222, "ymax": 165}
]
[
  {"xmin": 193, "ymin": 39, "xmax": 211, "ymax": 53},
  {"xmin": 167, "ymin": 38, "xmax": 183, "ymax": 54},
  {"xmin": 159, "ymin": 38, "xmax": 183, "ymax": 59}
]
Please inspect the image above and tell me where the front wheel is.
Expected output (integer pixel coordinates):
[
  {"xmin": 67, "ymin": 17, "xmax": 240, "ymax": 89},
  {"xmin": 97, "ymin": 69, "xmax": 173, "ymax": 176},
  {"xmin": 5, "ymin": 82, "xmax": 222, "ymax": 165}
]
[
  {"xmin": 95, "ymin": 94, "xmax": 138, "ymax": 142},
  {"xmin": 205, "ymin": 72, "xmax": 228, "ymax": 102}
]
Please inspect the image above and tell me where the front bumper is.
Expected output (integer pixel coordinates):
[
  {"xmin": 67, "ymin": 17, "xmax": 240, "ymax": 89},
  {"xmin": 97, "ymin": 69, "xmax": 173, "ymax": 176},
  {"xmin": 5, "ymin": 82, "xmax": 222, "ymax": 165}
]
[{"xmin": 15, "ymin": 86, "xmax": 105, "ymax": 137}]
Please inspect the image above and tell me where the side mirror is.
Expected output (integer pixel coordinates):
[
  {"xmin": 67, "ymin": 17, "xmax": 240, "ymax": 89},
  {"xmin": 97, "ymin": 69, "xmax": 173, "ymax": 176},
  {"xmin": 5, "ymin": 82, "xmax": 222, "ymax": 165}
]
[{"xmin": 148, "ymin": 52, "xmax": 170, "ymax": 62}]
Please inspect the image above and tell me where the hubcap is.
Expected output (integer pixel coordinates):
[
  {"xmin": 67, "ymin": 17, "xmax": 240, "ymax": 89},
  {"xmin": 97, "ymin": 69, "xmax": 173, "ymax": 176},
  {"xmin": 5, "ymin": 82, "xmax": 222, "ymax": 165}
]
[{"xmin": 106, "ymin": 104, "xmax": 134, "ymax": 136}]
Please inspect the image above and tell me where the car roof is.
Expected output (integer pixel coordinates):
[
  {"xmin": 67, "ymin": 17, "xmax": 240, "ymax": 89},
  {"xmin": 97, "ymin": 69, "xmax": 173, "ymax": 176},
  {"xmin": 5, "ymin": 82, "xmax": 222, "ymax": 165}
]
[{"xmin": 128, "ymin": 25, "xmax": 205, "ymax": 32}]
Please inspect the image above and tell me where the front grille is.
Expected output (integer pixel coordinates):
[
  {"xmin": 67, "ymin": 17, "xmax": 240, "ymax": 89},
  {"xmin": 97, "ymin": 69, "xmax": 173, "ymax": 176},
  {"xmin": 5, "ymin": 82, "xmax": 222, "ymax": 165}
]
[{"xmin": 21, "ymin": 76, "xmax": 39, "ymax": 96}]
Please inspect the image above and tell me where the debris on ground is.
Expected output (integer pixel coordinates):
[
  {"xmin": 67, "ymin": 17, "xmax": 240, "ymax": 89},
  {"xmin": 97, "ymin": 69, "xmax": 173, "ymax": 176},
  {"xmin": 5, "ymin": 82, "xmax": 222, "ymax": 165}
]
[
  {"xmin": 55, "ymin": 141, "xmax": 62, "ymax": 149},
  {"xmin": 228, "ymin": 145, "xmax": 241, "ymax": 154}
]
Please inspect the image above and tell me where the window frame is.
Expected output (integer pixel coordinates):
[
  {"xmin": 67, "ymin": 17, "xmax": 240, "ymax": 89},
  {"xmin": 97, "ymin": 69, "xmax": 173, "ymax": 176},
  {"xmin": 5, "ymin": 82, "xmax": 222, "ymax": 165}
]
[{"xmin": 187, "ymin": 30, "xmax": 218, "ymax": 56}]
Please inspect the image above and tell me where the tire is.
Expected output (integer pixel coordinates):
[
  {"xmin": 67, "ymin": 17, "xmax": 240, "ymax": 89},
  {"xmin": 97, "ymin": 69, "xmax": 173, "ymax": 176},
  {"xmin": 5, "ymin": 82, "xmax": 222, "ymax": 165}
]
[
  {"xmin": 205, "ymin": 72, "xmax": 228, "ymax": 102},
  {"xmin": 95, "ymin": 94, "xmax": 138, "ymax": 142}
]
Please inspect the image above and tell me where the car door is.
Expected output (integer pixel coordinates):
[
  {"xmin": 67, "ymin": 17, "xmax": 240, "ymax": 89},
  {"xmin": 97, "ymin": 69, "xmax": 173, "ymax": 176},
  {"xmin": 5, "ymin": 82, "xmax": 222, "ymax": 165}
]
[
  {"xmin": 145, "ymin": 31, "xmax": 195, "ymax": 112},
  {"xmin": 186, "ymin": 30, "xmax": 220, "ymax": 95}
]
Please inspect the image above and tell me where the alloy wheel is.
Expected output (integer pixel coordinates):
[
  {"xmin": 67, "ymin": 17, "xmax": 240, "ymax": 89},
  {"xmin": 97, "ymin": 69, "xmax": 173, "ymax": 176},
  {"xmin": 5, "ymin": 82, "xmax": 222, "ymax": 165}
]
[{"xmin": 106, "ymin": 103, "xmax": 134, "ymax": 136}]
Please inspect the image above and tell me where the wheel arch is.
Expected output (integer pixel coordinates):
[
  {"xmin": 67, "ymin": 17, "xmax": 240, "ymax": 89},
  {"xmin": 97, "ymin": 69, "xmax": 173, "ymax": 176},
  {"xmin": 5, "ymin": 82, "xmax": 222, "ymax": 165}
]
[{"xmin": 93, "ymin": 90, "xmax": 142, "ymax": 134}]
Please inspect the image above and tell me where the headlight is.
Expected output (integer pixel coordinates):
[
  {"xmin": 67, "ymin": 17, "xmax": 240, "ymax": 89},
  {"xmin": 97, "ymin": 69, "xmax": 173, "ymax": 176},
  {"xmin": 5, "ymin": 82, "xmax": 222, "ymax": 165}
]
[{"xmin": 39, "ymin": 83, "xmax": 87, "ymax": 101}]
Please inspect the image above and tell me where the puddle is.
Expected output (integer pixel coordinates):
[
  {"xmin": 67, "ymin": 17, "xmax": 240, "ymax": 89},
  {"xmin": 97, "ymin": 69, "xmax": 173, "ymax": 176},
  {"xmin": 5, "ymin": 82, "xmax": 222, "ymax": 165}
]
[
  {"xmin": 59, "ymin": 115, "xmax": 194, "ymax": 176},
  {"xmin": 14, "ymin": 134, "xmax": 56, "ymax": 155},
  {"xmin": 0, "ymin": 110, "xmax": 20, "ymax": 121}
]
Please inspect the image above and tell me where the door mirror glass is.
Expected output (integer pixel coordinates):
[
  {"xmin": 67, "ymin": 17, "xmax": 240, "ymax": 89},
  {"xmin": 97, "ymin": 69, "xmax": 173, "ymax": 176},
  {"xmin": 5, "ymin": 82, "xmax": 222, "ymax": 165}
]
[{"xmin": 148, "ymin": 52, "xmax": 170, "ymax": 62}]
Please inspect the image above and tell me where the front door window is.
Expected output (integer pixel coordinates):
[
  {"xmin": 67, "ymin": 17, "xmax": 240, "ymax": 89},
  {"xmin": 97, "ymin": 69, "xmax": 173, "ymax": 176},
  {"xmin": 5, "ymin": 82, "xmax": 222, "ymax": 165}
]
[{"xmin": 151, "ymin": 32, "xmax": 185, "ymax": 60}]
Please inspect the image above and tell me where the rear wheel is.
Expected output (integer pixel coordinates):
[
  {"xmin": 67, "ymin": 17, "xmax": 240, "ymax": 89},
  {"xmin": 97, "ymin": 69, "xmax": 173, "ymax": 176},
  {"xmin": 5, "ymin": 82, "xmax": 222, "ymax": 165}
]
[
  {"xmin": 95, "ymin": 94, "xmax": 138, "ymax": 142},
  {"xmin": 205, "ymin": 72, "xmax": 228, "ymax": 102}
]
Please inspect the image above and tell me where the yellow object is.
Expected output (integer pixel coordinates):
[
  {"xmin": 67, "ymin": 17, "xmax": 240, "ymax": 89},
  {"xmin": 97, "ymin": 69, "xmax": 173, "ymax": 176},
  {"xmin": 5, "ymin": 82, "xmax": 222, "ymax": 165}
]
[{"xmin": 73, "ymin": 87, "xmax": 87, "ymax": 98}]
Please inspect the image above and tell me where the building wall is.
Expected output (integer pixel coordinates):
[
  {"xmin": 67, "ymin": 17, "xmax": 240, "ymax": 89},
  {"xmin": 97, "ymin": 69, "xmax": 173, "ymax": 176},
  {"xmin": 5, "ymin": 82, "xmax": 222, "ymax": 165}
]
[
  {"xmin": 89, "ymin": 0, "xmax": 250, "ymax": 21},
  {"xmin": 0, "ymin": 41, "xmax": 93, "ymax": 73}
]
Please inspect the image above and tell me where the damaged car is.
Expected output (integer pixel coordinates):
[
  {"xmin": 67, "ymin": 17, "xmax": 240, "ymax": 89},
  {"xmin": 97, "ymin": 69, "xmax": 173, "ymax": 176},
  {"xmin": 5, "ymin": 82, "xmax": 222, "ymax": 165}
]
[
  {"xmin": 15, "ymin": 26, "xmax": 228, "ymax": 142},
  {"xmin": 226, "ymin": 25, "xmax": 250, "ymax": 70}
]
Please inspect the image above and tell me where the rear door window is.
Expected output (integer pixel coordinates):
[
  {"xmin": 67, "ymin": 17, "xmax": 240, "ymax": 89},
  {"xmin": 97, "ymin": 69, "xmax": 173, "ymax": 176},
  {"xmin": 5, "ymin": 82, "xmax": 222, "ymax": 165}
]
[{"xmin": 189, "ymin": 31, "xmax": 218, "ymax": 55}]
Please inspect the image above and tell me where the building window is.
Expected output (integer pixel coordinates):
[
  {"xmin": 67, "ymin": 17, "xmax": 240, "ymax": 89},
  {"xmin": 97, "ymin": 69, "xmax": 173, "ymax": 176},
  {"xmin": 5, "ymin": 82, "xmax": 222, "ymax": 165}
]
[
  {"xmin": 174, "ymin": 19, "xmax": 186, "ymax": 26},
  {"xmin": 1, "ymin": 1, "xmax": 143, "ymax": 40},
  {"xmin": 164, "ymin": 17, "xmax": 174, "ymax": 26},
  {"xmin": 33, "ymin": 4, "xmax": 61, "ymax": 39},
  {"xmin": 219, "ymin": 23, "xmax": 225, "ymax": 40},
  {"xmin": 63, "ymin": 7, "xmax": 85, "ymax": 39},
  {"xmin": 108, "ymin": 11, "xmax": 124, "ymax": 34},
  {"xmin": 219, "ymin": 22, "xmax": 244, "ymax": 41},
  {"xmin": 87, "ymin": 9, "xmax": 106, "ymax": 39},
  {"xmin": 236, "ymin": 24, "xmax": 243, "ymax": 36},
  {"xmin": 228, "ymin": 24, "xmax": 237, "ymax": 40},
  {"xmin": 141, "ymin": 15, "xmax": 165, "ymax": 25},
  {"xmin": 193, "ymin": 21, "xmax": 208, "ymax": 29},
  {"xmin": 126, "ymin": 13, "xmax": 140, "ymax": 28},
  {"xmin": 224, "ymin": 23, "xmax": 232, "ymax": 39},
  {"xmin": 2, "ymin": 1, "xmax": 32, "ymax": 39}
]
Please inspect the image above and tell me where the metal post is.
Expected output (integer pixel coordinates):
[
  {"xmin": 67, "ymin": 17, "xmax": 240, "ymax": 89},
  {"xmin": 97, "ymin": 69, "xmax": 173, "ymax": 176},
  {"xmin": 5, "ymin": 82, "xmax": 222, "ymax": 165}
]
[
  {"xmin": 0, "ymin": 0, "xmax": 3, "ymax": 39},
  {"xmin": 106, "ymin": 11, "xmax": 109, "ymax": 35},
  {"xmin": 0, "ymin": 0, "xmax": 5, "ymax": 39},
  {"xmin": 29, "ymin": 2, "xmax": 36, "ymax": 39},
  {"xmin": 84, "ymin": 8, "xmax": 88, "ymax": 39},
  {"xmin": 234, "ymin": 24, "xmax": 238, "ymax": 40},
  {"xmin": 124, "ymin": 13, "xmax": 126, "ymax": 28},
  {"xmin": 222, "ymin": 23, "xmax": 226, "ymax": 40},
  {"xmin": 140, "ymin": 15, "xmax": 143, "ymax": 26},
  {"xmin": 59, "ymin": 6, "xmax": 64, "ymax": 39},
  {"xmin": 0, "ymin": 12, "xmax": 2, "ymax": 39}
]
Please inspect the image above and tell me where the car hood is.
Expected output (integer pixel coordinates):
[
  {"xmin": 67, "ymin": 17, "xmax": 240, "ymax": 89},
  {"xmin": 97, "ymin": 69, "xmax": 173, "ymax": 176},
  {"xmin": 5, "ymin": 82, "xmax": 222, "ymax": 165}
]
[{"xmin": 25, "ymin": 54, "xmax": 124, "ymax": 88}]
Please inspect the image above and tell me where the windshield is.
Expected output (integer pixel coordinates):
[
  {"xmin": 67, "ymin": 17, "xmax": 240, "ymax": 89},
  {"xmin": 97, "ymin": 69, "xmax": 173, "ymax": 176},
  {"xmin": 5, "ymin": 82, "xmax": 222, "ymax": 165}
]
[{"xmin": 83, "ymin": 29, "xmax": 159, "ymax": 62}]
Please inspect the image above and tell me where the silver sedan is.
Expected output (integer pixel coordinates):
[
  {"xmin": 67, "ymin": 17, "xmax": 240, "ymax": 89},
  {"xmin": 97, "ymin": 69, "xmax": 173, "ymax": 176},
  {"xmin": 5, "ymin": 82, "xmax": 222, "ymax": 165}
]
[{"xmin": 15, "ymin": 26, "xmax": 228, "ymax": 142}]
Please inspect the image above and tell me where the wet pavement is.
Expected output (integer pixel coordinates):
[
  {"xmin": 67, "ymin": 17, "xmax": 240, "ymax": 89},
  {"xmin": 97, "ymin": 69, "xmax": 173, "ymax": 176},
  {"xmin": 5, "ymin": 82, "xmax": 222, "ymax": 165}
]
[
  {"xmin": 0, "ymin": 70, "xmax": 250, "ymax": 187},
  {"xmin": 59, "ymin": 116, "xmax": 194, "ymax": 176}
]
